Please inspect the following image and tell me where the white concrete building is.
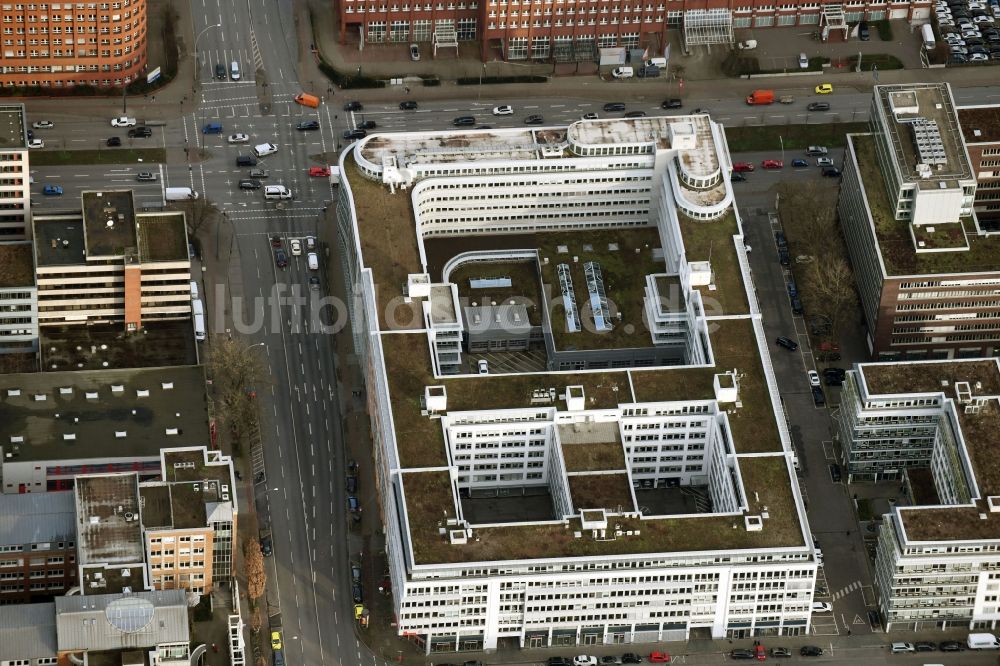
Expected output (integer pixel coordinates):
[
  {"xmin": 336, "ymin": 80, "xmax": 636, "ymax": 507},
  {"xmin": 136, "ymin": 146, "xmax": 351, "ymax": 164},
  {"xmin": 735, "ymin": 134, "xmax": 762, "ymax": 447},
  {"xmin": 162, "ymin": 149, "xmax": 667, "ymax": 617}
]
[
  {"xmin": 337, "ymin": 116, "xmax": 818, "ymax": 652},
  {"xmin": 0, "ymin": 104, "xmax": 32, "ymax": 239},
  {"xmin": 0, "ymin": 240, "xmax": 37, "ymax": 355},
  {"xmin": 841, "ymin": 360, "xmax": 1000, "ymax": 631}
]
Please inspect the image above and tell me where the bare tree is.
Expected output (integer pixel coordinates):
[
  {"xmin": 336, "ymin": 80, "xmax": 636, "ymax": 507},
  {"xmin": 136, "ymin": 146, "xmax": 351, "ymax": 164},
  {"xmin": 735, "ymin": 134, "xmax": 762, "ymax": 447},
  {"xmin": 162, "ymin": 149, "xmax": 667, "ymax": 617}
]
[
  {"xmin": 184, "ymin": 197, "xmax": 218, "ymax": 238},
  {"xmin": 244, "ymin": 537, "xmax": 266, "ymax": 602},
  {"xmin": 209, "ymin": 337, "xmax": 269, "ymax": 444},
  {"xmin": 250, "ymin": 604, "xmax": 263, "ymax": 633},
  {"xmin": 805, "ymin": 257, "xmax": 858, "ymax": 339}
]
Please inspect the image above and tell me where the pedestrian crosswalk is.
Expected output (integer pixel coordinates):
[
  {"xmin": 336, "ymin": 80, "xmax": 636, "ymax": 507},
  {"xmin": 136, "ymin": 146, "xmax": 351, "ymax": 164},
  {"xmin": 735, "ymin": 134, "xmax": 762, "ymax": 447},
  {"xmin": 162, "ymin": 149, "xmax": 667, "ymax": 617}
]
[{"xmin": 831, "ymin": 580, "xmax": 862, "ymax": 601}]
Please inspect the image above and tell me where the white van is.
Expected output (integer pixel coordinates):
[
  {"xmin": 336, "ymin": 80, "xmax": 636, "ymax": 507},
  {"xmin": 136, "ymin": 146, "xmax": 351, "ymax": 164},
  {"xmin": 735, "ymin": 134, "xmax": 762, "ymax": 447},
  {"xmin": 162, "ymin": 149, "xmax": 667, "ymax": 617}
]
[
  {"xmin": 253, "ymin": 142, "xmax": 278, "ymax": 157},
  {"xmin": 165, "ymin": 187, "xmax": 199, "ymax": 201},
  {"xmin": 968, "ymin": 633, "xmax": 1000, "ymax": 649},
  {"xmin": 264, "ymin": 185, "xmax": 292, "ymax": 200},
  {"xmin": 612, "ymin": 66, "xmax": 634, "ymax": 79},
  {"xmin": 189, "ymin": 280, "xmax": 199, "ymax": 301},
  {"xmin": 230, "ymin": 61, "xmax": 240, "ymax": 80},
  {"xmin": 307, "ymin": 252, "xmax": 318, "ymax": 270},
  {"xmin": 644, "ymin": 57, "xmax": 667, "ymax": 69},
  {"xmin": 192, "ymin": 298, "xmax": 206, "ymax": 341}
]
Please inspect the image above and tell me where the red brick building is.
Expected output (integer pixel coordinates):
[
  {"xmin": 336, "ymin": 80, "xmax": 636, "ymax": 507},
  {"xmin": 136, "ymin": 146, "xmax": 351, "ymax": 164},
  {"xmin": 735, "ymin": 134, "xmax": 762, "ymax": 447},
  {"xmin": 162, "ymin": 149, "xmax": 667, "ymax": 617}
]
[
  {"xmin": 0, "ymin": 0, "xmax": 146, "ymax": 88},
  {"xmin": 337, "ymin": 0, "xmax": 932, "ymax": 62},
  {"xmin": 958, "ymin": 106, "xmax": 1000, "ymax": 231}
]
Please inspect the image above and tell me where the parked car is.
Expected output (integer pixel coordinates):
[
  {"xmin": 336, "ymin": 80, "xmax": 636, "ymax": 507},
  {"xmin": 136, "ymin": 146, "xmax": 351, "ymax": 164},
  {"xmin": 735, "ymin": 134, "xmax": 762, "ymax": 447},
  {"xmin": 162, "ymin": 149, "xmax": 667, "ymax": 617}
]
[
  {"xmin": 822, "ymin": 167, "xmax": 842, "ymax": 177},
  {"xmin": 275, "ymin": 249, "xmax": 288, "ymax": 268},
  {"xmin": 939, "ymin": 640, "xmax": 964, "ymax": 651},
  {"xmin": 228, "ymin": 133, "xmax": 250, "ymax": 144},
  {"xmin": 343, "ymin": 129, "xmax": 367, "ymax": 140},
  {"xmin": 348, "ymin": 495, "xmax": 360, "ymax": 512},
  {"xmin": 250, "ymin": 168, "xmax": 269, "ymax": 178},
  {"xmin": 346, "ymin": 475, "xmax": 358, "ymax": 493},
  {"xmin": 290, "ymin": 239, "xmax": 302, "ymax": 256},
  {"xmin": 32, "ymin": 120, "xmax": 54, "ymax": 129},
  {"xmin": 351, "ymin": 562, "xmax": 362, "ymax": 582},
  {"xmin": 296, "ymin": 120, "xmax": 320, "ymax": 132},
  {"xmin": 600, "ymin": 657, "xmax": 622, "ymax": 665},
  {"xmin": 731, "ymin": 172, "xmax": 747, "ymax": 182},
  {"xmin": 409, "ymin": 43, "xmax": 421, "ymax": 61},
  {"xmin": 806, "ymin": 145, "xmax": 829, "ymax": 156},
  {"xmin": 259, "ymin": 536, "xmax": 272, "ymax": 556},
  {"xmin": 620, "ymin": 655, "xmax": 642, "ymax": 664},
  {"xmin": 859, "ymin": 20, "xmax": 871, "ymax": 40},
  {"xmin": 399, "ymin": 100, "xmax": 419, "ymax": 110},
  {"xmin": 309, "ymin": 166, "xmax": 331, "ymax": 177},
  {"xmin": 914, "ymin": 641, "xmax": 937, "ymax": 651},
  {"xmin": 239, "ymin": 179, "xmax": 262, "ymax": 190},
  {"xmin": 647, "ymin": 653, "xmax": 670, "ymax": 663},
  {"xmin": 344, "ymin": 101, "xmax": 363, "ymax": 111},
  {"xmin": 548, "ymin": 658, "xmax": 572, "ymax": 666},
  {"xmin": 309, "ymin": 276, "xmax": 320, "ymax": 291},
  {"xmin": 525, "ymin": 114, "xmax": 545, "ymax": 124},
  {"xmin": 798, "ymin": 52, "xmax": 810, "ymax": 68},
  {"xmin": 762, "ymin": 159, "xmax": 784, "ymax": 169},
  {"xmin": 492, "ymin": 105, "xmax": 514, "ymax": 115},
  {"xmin": 581, "ymin": 112, "xmax": 599, "ymax": 120},
  {"xmin": 215, "ymin": 63, "xmax": 227, "ymax": 79},
  {"xmin": 817, "ymin": 157, "xmax": 834, "ymax": 167},
  {"xmin": 778, "ymin": 247, "xmax": 791, "ymax": 266},
  {"xmin": 729, "ymin": 649, "xmax": 754, "ymax": 660},
  {"xmin": 733, "ymin": 162, "xmax": 755, "ymax": 172},
  {"xmin": 624, "ymin": 110, "xmax": 647, "ymax": 118},
  {"xmin": 271, "ymin": 631, "xmax": 282, "ymax": 651},
  {"xmin": 812, "ymin": 386, "xmax": 826, "ymax": 406},
  {"xmin": 110, "ymin": 116, "xmax": 136, "ymax": 127},
  {"xmin": 812, "ymin": 601, "xmax": 833, "ymax": 613},
  {"xmin": 775, "ymin": 230, "xmax": 788, "ymax": 248},
  {"xmin": 776, "ymin": 336, "xmax": 798, "ymax": 351},
  {"xmin": 830, "ymin": 464, "xmax": 842, "ymax": 482},
  {"xmin": 808, "ymin": 370, "xmax": 821, "ymax": 387},
  {"xmin": 573, "ymin": 657, "xmax": 597, "ymax": 666},
  {"xmin": 352, "ymin": 582, "xmax": 363, "ymax": 603},
  {"xmin": 127, "ymin": 126, "xmax": 152, "ymax": 138},
  {"xmin": 807, "ymin": 102, "xmax": 831, "ymax": 111},
  {"xmin": 42, "ymin": 184, "xmax": 63, "ymax": 196},
  {"xmin": 890, "ymin": 642, "xmax": 915, "ymax": 654},
  {"xmin": 769, "ymin": 647, "xmax": 791, "ymax": 657},
  {"xmin": 27, "ymin": 138, "xmax": 43, "ymax": 149},
  {"xmin": 800, "ymin": 646, "xmax": 824, "ymax": 657},
  {"xmin": 791, "ymin": 158, "xmax": 808, "ymax": 168},
  {"xmin": 661, "ymin": 98, "xmax": 683, "ymax": 109},
  {"xmin": 603, "ymin": 102, "xmax": 627, "ymax": 112}
]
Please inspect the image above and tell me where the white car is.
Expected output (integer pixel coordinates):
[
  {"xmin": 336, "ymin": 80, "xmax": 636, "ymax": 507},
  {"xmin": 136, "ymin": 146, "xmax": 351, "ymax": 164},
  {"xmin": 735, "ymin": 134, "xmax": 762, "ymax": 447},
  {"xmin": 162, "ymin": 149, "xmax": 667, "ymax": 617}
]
[
  {"xmin": 254, "ymin": 142, "xmax": 278, "ymax": 157},
  {"xmin": 32, "ymin": 120, "xmax": 53, "ymax": 129},
  {"xmin": 798, "ymin": 52, "xmax": 809, "ymax": 69},
  {"xmin": 807, "ymin": 370, "xmax": 820, "ymax": 387},
  {"xmin": 817, "ymin": 157, "xmax": 834, "ymax": 167},
  {"xmin": 492, "ymin": 105, "xmax": 514, "ymax": 116},
  {"xmin": 811, "ymin": 601, "xmax": 833, "ymax": 613},
  {"xmin": 970, "ymin": 51, "xmax": 990, "ymax": 60},
  {"xmin": 305, "ymin": 236, "xmax": 316, "ymax": 250},
  {"xmin": 227, "ymin": 133, "xmax": 250, "ymax": 144},
  {"xmin": 27, "ymin": 138, "xmax": 44, "ymax": 149},
  {"xmin": 573, "ymin": 657, "xmax": 597, "ymax": 666},
  {"xmin": 975, "ymin": 14, "xmax": 994, "ymax": 22},
  {"xmin": 111, "ymin": 116, "xmax": 136, "ymax": 127},
  {"xmin": 290, "ymin": 239, "xmax": 302, "ymax": 256},
  {"xmin": 409, "ymin": 43, "xmax": 421, "ymax": 61}
]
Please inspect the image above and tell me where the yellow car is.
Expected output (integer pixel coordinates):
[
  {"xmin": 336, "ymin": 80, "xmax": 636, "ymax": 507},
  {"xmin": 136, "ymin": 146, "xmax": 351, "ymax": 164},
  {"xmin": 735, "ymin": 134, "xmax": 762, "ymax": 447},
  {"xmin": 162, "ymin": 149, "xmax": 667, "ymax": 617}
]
[
  {"xmin": 814, "ymin": 84, "xmax": 833, "ymax": 94},
  {"xmin": 270, "ymin": 630, "xmax": 282, "ymax": 651},
  {"xmin": 354, "ymin": 603, "xmax": 364, "ymax": 619}
]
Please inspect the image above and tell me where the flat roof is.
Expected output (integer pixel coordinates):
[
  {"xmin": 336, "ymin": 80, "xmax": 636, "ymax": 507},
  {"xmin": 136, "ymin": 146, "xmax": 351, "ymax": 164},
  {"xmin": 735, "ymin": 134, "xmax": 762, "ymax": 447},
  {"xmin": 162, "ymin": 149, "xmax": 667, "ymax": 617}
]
[
  {"xmin": 857, "ymin": 360, "xmax": 1000, "ymax": 542},
  {"xmin": 875, "ymin": 83, "xmax": 972, "ymax": 188},
  {"xmin": 0, "ymin": 241, "xmax": 34, "ymax": 287},
  {"xmin": 851, "ymin": 133, "xmax": 1000, "ymax": 276},
  {"xmin": 136, "ymin": 212, "xmax": 188, "ymax": 263},
  {"xmin": 0, "ymin": 491, "xmax": 75, "ymax": 546},
  {"xmin": 957, "ymin": 105, "xmax": 1000, "ymax": 144},
  {"xmin": 0, "ymin": 103, "xmax": 27, "ymax": 149},
  {"xmin": 74, "ymin": 474, "xmax": 144, "ymax": 565},
  {"xmin": 82, "ymin": 190, "xmax": 137, "ymax": 259},
  {"xmin": 0, "ymin": 602, "xmax": 57, "ymax": 662},
  {"xmin": 0, "ymin": 365, "xmax": 210, "ymax": 463},
  {"xmin": 33, "ymin": 213, "xmax": 87, "ymax": 268},
  {"xmin": 41, "ymin": 322, "xmax": 199, "ymax": 371},
  {"xmin": 359, "ymin": 127, "xmax": 566, "ymax": 167}
]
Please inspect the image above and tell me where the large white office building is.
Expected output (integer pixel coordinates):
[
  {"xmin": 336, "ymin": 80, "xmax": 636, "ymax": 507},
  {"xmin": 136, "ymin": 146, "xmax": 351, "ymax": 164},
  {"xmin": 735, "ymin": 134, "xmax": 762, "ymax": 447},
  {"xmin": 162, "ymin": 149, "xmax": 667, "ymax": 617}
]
[
  {"xmin": 840, "ymin": 359, "xmax": 1000, "ymax": 631},
  {"xmin": 337, "ymin": 116, "xmax": 820, "ymax": 651}
]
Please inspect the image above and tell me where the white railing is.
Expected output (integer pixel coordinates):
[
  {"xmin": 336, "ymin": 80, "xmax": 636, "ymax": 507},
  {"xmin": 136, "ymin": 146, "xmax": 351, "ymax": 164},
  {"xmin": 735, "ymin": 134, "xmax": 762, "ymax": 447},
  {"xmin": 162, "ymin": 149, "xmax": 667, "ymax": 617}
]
[{"xmin": 441, "ymin": 249, "xmax": 538, "ymax": 283}]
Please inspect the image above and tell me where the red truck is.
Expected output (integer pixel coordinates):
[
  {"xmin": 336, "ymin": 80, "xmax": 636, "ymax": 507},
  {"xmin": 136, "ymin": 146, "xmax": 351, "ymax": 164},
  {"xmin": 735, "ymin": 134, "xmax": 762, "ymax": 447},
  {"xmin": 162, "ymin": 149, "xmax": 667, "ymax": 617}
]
[{"xmin": 746, "ymin": 89, "xmax": 775, "ymax": 105}]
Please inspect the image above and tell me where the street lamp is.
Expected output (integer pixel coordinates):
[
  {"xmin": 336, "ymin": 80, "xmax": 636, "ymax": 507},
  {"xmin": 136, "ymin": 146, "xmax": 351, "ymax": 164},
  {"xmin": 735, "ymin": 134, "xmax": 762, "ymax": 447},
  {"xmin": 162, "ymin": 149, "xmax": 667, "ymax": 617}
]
[
  {"xmin": 194, "ymin": 23, "xmax": 222, "ymax": 79},
  {"xmin": 779, "ymin": 135, "xmax": 785, "ymax": 165}
]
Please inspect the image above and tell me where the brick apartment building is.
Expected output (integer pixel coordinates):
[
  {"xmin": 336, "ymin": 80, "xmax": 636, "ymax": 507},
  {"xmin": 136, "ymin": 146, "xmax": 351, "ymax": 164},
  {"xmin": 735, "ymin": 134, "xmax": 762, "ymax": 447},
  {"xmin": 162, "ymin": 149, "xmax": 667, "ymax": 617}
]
[
  {"xmin": 0, "ymin": 492, "xmax": 76, "ymax": 604},
  {"xmin": 0, "ymin": 0, "xmax": 147, "ymax": 88},
  {"xmin": 337, "ymin": 0, "xmax": 932, "ymax": 61},
  {"xmin": 839, "ymin": 83, "xmax": 1000, "ymax": 360},
  {"xmin": 957, "ymin": 105, "xmax": 1000, "ymax": 231}
]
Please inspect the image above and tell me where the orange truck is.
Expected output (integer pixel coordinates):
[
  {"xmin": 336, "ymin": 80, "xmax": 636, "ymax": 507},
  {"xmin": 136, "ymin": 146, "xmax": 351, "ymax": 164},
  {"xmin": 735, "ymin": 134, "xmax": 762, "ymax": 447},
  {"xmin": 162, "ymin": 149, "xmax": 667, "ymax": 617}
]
[
  {"xmin": 294, "ymin": 92, "xmax": 320, "ymax": 108},
  {"xmin": 746, "ymin": 89, "xmax": 775, "ymax": 105}
]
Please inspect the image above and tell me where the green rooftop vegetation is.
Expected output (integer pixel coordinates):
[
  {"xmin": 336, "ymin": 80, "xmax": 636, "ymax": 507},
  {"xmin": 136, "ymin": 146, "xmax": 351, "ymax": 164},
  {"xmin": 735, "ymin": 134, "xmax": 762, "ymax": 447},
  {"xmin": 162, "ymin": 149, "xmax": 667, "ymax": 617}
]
[
  {"xmin": 852, "ymin": 134, "xmax": 1000, "ymax": 276},
  {"xmin": 561, "ymin": 441, "xmax": 627, "ymax": 472},
  {"xmin": 568, "ymin": 473, "xmax": 635, "ymax": 512},
  {"xmin": 449, "ymin": 260, "xmax": 544, "ymax": 326},
  {"xmin": 678, "ymin": 211, "xmax": 749, "ymax": 316}
]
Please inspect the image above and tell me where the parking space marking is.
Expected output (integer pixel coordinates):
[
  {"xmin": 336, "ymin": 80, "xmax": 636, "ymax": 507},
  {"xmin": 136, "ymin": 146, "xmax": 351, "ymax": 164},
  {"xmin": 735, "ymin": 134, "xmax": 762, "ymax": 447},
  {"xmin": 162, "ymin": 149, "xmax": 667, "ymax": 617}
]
[{"xmin": 822, "ymin": 440, "xmax": 836, "ymax": 461}]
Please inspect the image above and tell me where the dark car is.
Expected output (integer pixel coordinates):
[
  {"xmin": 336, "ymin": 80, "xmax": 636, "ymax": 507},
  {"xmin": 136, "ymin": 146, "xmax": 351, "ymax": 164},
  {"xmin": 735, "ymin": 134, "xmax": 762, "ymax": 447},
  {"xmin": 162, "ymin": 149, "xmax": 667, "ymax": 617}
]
[
  {"xmin": 237, "ymin": 154, "xmax": 257, "ymax": 167},
  {"xmin": 775, "ymin": 230, "xmax": 788, "ymax": 248},
  {"xmin": 859, "ymin": 20, "xmax": 870, "ymax": 40},
  {"xmin": 830, "ymin": 464, "xmax": 842, "ymax": 482},
  {"xmin": 215, "ymin": 63, "xmax": 227, "ymax": 79},
  {"xmin": 731, "ymin": 172, "xmax": 747, "ymax": 182},
  {"xmin": 769, "ymin": 647, "xmax": 791, "ymax": 658},
  {"xmin": 825, "ymin": 374, "xmax": 844, "ymax": 387},
  {"xmin": 250, "ymin": 168, "xmax": 268, "ymax": 179},
  {"xmin": 275, "ymin": 249, "xmax": 288, "ymax": 268},
  {"xmin": 661, "ymin": 98, "xmax": 683, "ymax": 109},
  {"xmin": 399, "ymin": 100, "xmax": 419, "ymax": 110},
  {"xmin": 351, "ymin": 563, "xmax": 362, "ymax": 582},
  {"xmin": 525, "ymin": 114, "xmax": 545, "ymax": 124},
  {"xmin": 914, "ymin": 642, "xmax": 937, "ymax": 651},
  {"xmin": 600, "ymin": 657, "xmax": 622, "ymax": 665},
  {"xmin": 453, "ymin": 116, "xmax": 476, "ymax": 126},
  {"xmin": 344, "ymin": 101, "xmax": 363, "ymax": 111},
  {"xmin": 343, "ymin": 129, "xmax": 367, "ymax": 140},
  {"xmin": 791, "ymin": 158, "xmax": 809, "ymax": 168},
  {"xmin": 939, "ymin": 640, "xmax": 964, "ymax": 651},
  {"xmin": 548, "ymin": 658, "xmax": 573, "ymax": 666},
  {"xmin": 475, "ymin": 125, "xmax": 492, "ymax": 130},
  {"xmin": 621, "ymin": 655, "xmax": 642, "ymax": 664},
  {"xmin": 807, "ymin": 102, "xmax": 831, "ymax": 111},
  {"xmin": 259, "ymin": 536, "xmax": 272, "ymax": 556},
  {"xmin": 778, "ymin": 248, "xmax": 791, "ymax": 267},
  {"xmin": 822, "ymin": 167, "xmax": 842, "ymax": 177},
  {"xmin": 347, "ymin": 495, "xmax": 360, "ymax": 512},
  {"xmin": 791, "ymin": 296, "xmax": 804, "ymax": 315},
  {"xmin": 637, "ymin": 65, "xmax": 660, "ymax": 78},
  {"xmin": 776, "ymin": 336, "xmax": 798, "ymax": 351},
  {"xmin": 800, "ymin": 646, "xmax": 824, "ymax": 657},
  {"xmin": 729, "ymin": 649, "xmax": 754, "ymax": 660},
  {"xmin": 824, "ymin": 367, "xmax": 846, "ymax": 379},
  {"xmin": 136, "ymin": 171, "xmax": 157, "ymax": 182},
  {"xmin": 239, "ymin": 179, "xmax": 261, "ymax": 190},
  {"xmin": 352, "ymin": 582, "xmax": 363, "ymax": 603},
  {"xmin": 106, "ymin": 136, "xmax": 121, "ymax": 147},
  {"xmin": 346, "ymin": 475, "xmax": 358, "ymax": 493},
  {"xmin": 603, "ymin": 102, "xmax": 627, "ymax": 112},
  {"xmin": 296, "ymin": 120, "xmax": 320, "ymax": 131},
  {"xmin": 358, "ymin": 120, "xmax": 377, "ymax": 130},
  {"xmin": 127, "ymin": 126, "xmax": 152, "ymax": 138},
  {"xmin": 625, "ymin": 110, "xmax": 647, "ymax": 118},
  {"xmin": 812, "ymin": 386, "xmax": 826, "ymax": 406}
]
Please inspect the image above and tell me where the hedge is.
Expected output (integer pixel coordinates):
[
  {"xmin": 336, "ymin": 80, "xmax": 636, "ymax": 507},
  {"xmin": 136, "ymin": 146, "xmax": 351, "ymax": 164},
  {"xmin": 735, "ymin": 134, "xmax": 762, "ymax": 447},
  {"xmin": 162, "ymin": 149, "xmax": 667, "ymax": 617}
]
[{"xmin": 456, "ymin": 75, "xmax": 547, "ymax": 85}]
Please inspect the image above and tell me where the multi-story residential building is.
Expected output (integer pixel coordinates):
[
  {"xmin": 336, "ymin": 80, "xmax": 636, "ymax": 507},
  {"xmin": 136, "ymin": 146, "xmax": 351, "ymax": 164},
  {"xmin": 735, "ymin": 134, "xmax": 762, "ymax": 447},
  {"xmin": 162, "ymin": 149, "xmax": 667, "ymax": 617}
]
[
  {"xmin": 0, "ymin": 1, "xmax": 147, "ymax": 89},
  {"xmin": 338, "ymin": 0, "xmax": 931, "ymax": 62},
  {"xmin": 0, "ymin": 492, "xmax": 76, "ymax": 604},
  {"xmin": 0, "ymin": 240, "xmax": 38, "ymax": 355},
  {"xmin": 0, "ymin": 104, "xmax": 32, "ymax": 239},
  {"xmin": 838, "ymin": 83, "xmax": 1000, "ymax": 360},
  {"xmin": 33, "ymin": 190, "xmax": 192, "ymax": 330},
  {"xmin": 956, "ymin": 104, "xmax": 1000, "ymax": 231},
  {"xmin": 0, "ymin": 589, "xmax": 191, "ymax": 665},
  {"xmin": 0, "ymin": 365, "xmax": 210, "ymax": 493},
  {"xmin": 840, "ymin": 359, "xmax": 1000, "ymax": 631},
  {"xmin": 337, "ymin": 115, "xmax": 819, "ymax": 651}
]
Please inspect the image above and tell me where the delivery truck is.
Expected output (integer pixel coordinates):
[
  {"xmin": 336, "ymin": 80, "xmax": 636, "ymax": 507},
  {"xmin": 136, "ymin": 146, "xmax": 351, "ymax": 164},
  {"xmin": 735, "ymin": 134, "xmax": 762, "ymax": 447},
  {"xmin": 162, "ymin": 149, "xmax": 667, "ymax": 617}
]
[
  {"xmin": 294, "ymin": 92, "xmax": 320, "ymax": 108},
  {"xmin": 746, "ymin": 89, "xmax": 775, "ymax": 105},
  {"xmin": 165, "ymin": 187, "xmax": 199, "ymax": 201},
  {"xmin": 968, "ymin": 633, "xmax": 1000, "ymax": 649}
]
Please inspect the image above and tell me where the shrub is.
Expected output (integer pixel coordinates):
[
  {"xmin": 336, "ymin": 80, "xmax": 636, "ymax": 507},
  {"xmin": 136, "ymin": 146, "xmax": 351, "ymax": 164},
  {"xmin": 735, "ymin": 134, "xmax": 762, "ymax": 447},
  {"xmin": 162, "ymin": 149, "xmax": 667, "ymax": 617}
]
[
  {"xmin": 876, "ymin": 20, "xmax": 893, "ymax": 41},
  {"xmin": 317, "ymin": 60, "xmax": 385, "ymax": 89},
  {"xmin": 456, "ymin": 75, "xmax": 547, "ymax": 85}
]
